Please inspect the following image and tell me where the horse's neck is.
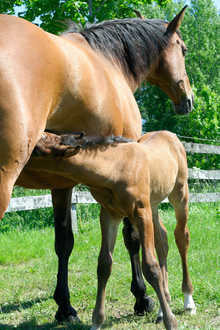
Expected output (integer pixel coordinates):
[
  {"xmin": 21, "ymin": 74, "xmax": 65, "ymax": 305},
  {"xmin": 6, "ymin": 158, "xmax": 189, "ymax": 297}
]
[
  {"xmin": 63, "ymin": 32, "xmax": 138, "ymax": 92},
  {"xmin": 65, "ymin": 147, "xmax": 121, "ymax": 187}
]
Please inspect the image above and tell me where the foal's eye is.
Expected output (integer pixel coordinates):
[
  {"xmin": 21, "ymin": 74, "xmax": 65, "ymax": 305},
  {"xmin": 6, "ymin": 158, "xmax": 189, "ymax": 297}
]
[{"xmin": 182, "ymin": 48, "xmax": 187, "ymax": 57}]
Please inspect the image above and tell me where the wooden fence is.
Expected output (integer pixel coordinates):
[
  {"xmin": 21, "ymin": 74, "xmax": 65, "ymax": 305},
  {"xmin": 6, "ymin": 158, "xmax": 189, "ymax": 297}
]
[{"xmin": 5, "ymin": 141, "xmax": 220, "ymax": 232}]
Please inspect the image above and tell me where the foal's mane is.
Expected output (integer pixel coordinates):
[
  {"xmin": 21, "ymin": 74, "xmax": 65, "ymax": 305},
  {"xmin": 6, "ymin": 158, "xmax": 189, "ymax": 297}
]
[
  {"xmin": 63, "ymin": 18, "xmax": 181, "ymax": 84},
  {"xmin": 61, "ymin": 135, "xmax": 133, "ymax": 150}
]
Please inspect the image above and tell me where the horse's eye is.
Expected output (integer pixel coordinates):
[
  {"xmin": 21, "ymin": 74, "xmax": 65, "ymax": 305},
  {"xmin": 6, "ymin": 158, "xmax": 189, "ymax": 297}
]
[{"xmin": 182, "ymin": 48, "xmax": 187, "ymax": 57}]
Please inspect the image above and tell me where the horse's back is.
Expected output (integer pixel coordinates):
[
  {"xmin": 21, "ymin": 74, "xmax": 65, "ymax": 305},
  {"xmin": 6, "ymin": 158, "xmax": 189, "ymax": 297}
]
[{"xmin": 138, "ymin": 131, "xmax": 188, "ymax": 205}]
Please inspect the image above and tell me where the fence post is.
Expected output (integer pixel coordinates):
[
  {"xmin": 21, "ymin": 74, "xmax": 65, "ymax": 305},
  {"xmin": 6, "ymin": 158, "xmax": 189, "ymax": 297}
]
[{"xmin": 71, "ymin": 203, "xmax": 77, "ymax": 233}]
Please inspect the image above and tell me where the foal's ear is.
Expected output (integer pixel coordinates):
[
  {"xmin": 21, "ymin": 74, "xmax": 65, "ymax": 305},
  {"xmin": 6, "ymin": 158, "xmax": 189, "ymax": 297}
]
[
  {"xmin": 61, "ymin": 145, "xmax": 81, "ymax": 158},
  {"xmin": 134, "ymin": 9, "xmax": 144, "ymax": 19},
  {"xmin": 167, "ymin": 5, "xmax": 187, "ymax": 34}
]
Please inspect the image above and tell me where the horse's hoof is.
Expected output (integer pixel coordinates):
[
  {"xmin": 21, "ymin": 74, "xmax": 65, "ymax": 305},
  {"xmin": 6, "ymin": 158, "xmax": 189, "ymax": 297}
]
[
  {"xmin": 134, "ymin": 295, "xmax": 154, "ymax": 316},
  {"xmin": 68, "ymin": 314, "xmax": 81, "ymax": 323},
  {"xmin": 156, "ymin": 316, "xmax": 163, "ymax": 324},
  {"xmin": 55, "ymin": 306, "xmax": 81, "ymax": 323},
  {"xmin": 184, "ymin": 307, "xmax": 196, "ymax": 315}
]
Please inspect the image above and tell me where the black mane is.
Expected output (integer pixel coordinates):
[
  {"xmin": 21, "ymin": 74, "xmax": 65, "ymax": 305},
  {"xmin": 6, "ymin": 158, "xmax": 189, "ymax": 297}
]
[
  {"xmin": 61, "ymin": 134, "xmax": 133, "ymax": 149},
  {"xmin": 63, "ymin": 18, "xmax": 180, "ymax": 84}
]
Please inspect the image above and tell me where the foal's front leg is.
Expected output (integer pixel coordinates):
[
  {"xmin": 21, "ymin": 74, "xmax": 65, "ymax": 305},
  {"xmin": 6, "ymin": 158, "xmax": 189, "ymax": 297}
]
[
  {"xmin": 122, "ymin": 217, "xmax": 154, "ymax": 315},
  {"xmin": 52, "ymin": 187, "xmax": 80, "ymax": 323},
  {"xmin": 91, "ymin": 207, "xmax": 121, "ymax": 330}
]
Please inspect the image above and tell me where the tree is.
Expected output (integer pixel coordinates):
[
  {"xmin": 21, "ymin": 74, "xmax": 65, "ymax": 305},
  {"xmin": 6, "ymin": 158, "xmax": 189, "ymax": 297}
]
[{"xmin": 1, "ymin": 0, "xmax": 171, "ymax": 34}]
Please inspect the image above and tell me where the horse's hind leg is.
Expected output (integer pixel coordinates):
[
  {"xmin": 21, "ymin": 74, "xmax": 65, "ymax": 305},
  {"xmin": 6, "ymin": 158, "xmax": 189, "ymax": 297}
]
[
  {"xmin": 151, "ymin": 206, "xmax": 171, "ymax": 324},
  {"xmin": 122, "ymin": 217, "xmax": 154, "ymax": 315},
  {"xmin": 52, "ymin": 187, "xmax": 80, "ymax": 323},
  {"xmin": 169, "ymin": 189, "xmax": 196, "ymax": 314}
]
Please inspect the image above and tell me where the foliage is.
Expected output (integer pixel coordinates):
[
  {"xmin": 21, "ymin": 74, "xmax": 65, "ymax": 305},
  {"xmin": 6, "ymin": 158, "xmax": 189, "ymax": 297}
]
[
  {"xmin": 1, "ymin": 0, "xmax": 171, "ymax": 34},
  {"xmin": 139, "ymin": 84, "xmax": 220, "ymax": 170},
  {"xmin": 0, "ymin": 0, "xmax": 20, "ymax": 14}
]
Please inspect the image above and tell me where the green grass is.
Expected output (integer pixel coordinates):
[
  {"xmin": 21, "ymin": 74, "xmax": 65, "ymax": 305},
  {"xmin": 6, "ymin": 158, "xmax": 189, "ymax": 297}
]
[{"xmin": 0, "ymin": 202, "xmax": 219, "ymax": 329}]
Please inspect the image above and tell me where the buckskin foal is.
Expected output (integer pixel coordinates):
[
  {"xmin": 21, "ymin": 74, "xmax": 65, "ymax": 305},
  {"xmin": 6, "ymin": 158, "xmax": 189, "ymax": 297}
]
[{"xmin": 20, "ymin": 130, "xmax": 196, "ymax": 330}]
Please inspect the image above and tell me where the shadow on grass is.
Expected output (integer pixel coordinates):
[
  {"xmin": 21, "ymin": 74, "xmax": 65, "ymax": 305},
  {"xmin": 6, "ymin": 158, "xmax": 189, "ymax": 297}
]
[
  {"xmin": 0, "ymin": 312, "xmax": 158, "ymax": 329},
  {"xmin": 0, "ymin": 297, "xmax": 52, "ymax": 314},
  {"xmin": 0, "ymin": 321, "xmax": 91, "ymax": 329},
  {"xmin": 102, "ymin": 311, "xmax": 157, "ymax": 328}
]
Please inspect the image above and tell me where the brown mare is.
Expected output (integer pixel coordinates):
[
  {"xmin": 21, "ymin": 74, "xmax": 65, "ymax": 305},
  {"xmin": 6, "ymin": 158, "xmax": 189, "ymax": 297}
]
[
  {"xmin": 0, "ymin": 5, "xmax": 193, "ymax": 323},
  {"xmin": 22, "ymin": 130, "xmax": 196, "ymax": 330}
]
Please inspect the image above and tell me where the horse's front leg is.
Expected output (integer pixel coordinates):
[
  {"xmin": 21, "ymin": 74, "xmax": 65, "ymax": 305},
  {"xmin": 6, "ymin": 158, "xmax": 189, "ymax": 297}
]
[
  {"xmin": 91, "ymin": 207, "xmax": 121, "ymax": 330},
  {"xmin": 52, "ymin": 187, "xmax": 80, "ymax": 323},
  {"xmin": 122, "ymin": 217, "xmax": 154, "ymax": 315}
]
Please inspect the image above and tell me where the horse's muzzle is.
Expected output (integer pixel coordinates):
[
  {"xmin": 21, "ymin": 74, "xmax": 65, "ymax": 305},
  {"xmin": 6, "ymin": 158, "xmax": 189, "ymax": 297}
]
[{"xmin": 173, "ymin": 93, "xmax": 194, "ymax": 115}]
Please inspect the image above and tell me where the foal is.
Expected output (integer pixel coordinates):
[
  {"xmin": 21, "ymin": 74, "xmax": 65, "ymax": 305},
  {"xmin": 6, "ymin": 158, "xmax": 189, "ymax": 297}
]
[{"xmin": 27, "ymin": 130, "xmax": 196, "ymax": 330}]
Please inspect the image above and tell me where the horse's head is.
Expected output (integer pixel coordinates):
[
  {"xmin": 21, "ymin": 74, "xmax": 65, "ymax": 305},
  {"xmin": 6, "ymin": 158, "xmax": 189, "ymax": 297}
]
[
  {"xmin": 146, "ymin": 6, "xmax": 194, "ymax": 115},
  {"xmin": 32, "ymin": 132, "xmax": 84, "ymax": 158}
]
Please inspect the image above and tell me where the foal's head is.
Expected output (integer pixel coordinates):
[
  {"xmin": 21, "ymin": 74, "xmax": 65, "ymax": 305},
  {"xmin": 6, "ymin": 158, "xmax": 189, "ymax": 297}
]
[{"xmin": 32, "ymin": 132, "xmax": 84, "ymax": 158}]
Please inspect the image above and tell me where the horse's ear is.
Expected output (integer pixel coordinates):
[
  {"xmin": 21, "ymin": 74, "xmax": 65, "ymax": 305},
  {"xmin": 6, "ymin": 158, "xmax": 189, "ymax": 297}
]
[
  {"xmin": 62, "ymin": 145, "xmax": 80, "ymax": 158},
  {"xmin": 167, "ymin": 5, "xmax": 187, "ymax": 34},
  {"xmin": 134, "ymin": 9, "xmax": 144, "ymax": 19}
]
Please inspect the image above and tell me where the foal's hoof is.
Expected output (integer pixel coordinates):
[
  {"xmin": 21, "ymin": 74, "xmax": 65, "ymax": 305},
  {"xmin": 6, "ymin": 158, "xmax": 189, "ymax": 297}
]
[
  {"xmin": 134, "ymin": 295, "xmax": 154, "ymax": 316},
  {"xmin": 55, "ymin": 306, "xmax": 81, "ymax": 323}
]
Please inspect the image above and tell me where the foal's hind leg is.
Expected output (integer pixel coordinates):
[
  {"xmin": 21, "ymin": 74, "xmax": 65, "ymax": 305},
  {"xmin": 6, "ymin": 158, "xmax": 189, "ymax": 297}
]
[
  {"xmin": 122, "ymin": 217, "xmax": 154, "ymax": 315},
  {"xmin": 169, "ymin": 189, "xmax": 196, "ymax": 314},
  {"xmin": 151, "ymin": 206, "xmax": 171, "ymax": 324},
  {"xmin": 52, "ymin": 187, "xmax": 80, "ymax": 323}
]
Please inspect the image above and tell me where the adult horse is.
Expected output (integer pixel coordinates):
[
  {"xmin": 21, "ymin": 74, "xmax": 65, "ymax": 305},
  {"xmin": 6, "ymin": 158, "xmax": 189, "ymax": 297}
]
[
  {"xmin": 0, "ymin": 5, "xmax": 193, "ymax": 323},
  {"xmin": 22, "ymin": 129, "xmax": 196, "ymax": 330}
]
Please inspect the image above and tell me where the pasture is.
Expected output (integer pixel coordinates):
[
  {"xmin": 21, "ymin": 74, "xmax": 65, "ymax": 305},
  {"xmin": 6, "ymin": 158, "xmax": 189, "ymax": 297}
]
[{"xmin": 0, "ymin": 198, "xmax": 219, "ymax": 329}]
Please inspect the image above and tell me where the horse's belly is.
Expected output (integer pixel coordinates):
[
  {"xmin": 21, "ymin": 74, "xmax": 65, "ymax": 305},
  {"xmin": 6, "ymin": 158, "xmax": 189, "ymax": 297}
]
[{"xmin": 16, "ymin": 169, "xmax": 76, "ymax": 190}]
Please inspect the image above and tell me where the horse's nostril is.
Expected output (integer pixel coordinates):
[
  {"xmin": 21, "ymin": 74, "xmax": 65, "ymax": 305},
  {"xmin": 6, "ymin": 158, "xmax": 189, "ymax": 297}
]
[{"xmin": 187, "ymin": 98, "xmax": 192, "ymax": 111}]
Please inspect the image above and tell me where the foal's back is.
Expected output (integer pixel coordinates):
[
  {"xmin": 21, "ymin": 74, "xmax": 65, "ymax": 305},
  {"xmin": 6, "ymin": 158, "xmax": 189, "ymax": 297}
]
[{"xmin": 138, "ymin": 131, "xmax": 188, "ymax": 206}]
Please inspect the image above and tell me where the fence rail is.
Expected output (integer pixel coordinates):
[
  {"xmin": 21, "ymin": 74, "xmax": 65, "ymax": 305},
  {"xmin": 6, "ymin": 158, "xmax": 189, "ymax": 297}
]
[{"xmin": 5, "ymin": 141, "xmax": 220, "ymax": 232}]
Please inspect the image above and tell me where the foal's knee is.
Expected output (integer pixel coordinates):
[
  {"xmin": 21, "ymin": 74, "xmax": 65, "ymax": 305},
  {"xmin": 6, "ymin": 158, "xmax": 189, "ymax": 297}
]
[
  {"xmin": 97, "ymin": 252, "xmax": 113, "ymax": 281},
  {"xmin": 174, "ymin": 225, "xmax": 190, "ymax": 249}
]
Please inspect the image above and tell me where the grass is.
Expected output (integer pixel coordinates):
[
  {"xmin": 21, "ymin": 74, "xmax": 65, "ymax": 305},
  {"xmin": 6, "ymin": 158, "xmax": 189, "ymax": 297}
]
[{"xmin": 0, "ymin": 201, "xmax": 219, "ymax": 329}]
